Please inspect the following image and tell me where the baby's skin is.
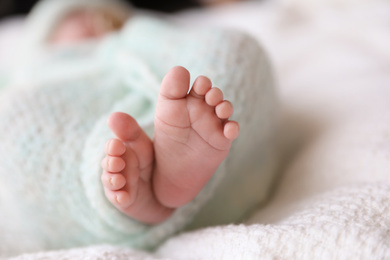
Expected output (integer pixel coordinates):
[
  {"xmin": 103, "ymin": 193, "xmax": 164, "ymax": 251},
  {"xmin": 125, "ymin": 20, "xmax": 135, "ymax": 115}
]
[
  {"xmin": 50, "ymin": 9, "xmax": 125, "ymax": 44},
  {"xmin": 101, "ymin": 67, "xmax": 240, "ymax": 224},
  {"xmin": 50, "ymin": 10, "xmax": 239, "ymax": 224}
]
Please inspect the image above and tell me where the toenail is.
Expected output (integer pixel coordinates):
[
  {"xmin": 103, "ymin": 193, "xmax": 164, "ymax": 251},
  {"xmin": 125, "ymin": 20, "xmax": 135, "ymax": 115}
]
[
  {"xmin": 115, "ymin": 195, "xmax": 120, "ymax": 204},
  {"xmin": 109, "ymin": 177, "xmax": 114, "ymax": 186}
]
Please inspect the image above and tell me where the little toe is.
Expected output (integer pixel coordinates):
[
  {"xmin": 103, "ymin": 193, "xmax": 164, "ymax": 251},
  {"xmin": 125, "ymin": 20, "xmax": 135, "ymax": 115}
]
[
  {"xmin": 216, "ymin": 101, "xmax": 234, "ymax": 119},
  {"xmin": 105, "ymin": 138, "xmax": 126, "ymax": 156},
  {"xmin": 159, "ymin": 66, "xmax": 191, "ymax": 99},
  {"xmin": 105, "ymin": 190, "xmax": 133, "ymax": 208},
  {"xmin": 190, "ymin": 76, "xmax": 212, "ymax": 97},
  {"xmin": 224, "ymin": 121, "xmax": 240, "ymax": 140},
  {"xmin": 101, "ymin": 171, "xmax": 126, "ymax": 190},
  {"xmin": 205, "ymin": 87, "xmax": 224, "ymax": 107},
  {"xmin": 101, "ymin": 156, "xmax": 126, "ymax": 172}
]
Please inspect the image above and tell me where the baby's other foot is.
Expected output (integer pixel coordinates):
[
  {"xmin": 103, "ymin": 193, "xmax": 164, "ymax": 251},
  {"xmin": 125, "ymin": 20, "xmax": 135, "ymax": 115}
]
[
  {"xmin": 101, "ymin": 112, "xmax": 172, "ymax": 224},
  {"xmin": 153, "ymin": 66, "xmax": 239, "ymax": 208}
]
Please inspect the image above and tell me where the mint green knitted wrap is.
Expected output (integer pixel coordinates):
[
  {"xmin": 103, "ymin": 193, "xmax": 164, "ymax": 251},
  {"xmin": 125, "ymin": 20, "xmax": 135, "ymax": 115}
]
[{"xmin": 0, "ymin": 16, "xmax": 276, "ymax": 257}]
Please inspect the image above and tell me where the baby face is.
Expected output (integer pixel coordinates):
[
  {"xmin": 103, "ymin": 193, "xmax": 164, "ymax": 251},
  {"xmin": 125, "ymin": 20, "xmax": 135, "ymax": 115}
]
[{"xmin": 50, "ymin": 8, "xmax": 125, "ymax": 45}]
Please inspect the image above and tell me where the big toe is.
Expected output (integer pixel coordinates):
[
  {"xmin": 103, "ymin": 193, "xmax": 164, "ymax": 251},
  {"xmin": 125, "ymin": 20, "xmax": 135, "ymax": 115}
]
[
  {"xmin": 159, "ymin": 66, "xmax": 191, "ymax": 100},
  {"xmin": 108, "ymin": 112, "xmax": 141, "ymax": 142}
]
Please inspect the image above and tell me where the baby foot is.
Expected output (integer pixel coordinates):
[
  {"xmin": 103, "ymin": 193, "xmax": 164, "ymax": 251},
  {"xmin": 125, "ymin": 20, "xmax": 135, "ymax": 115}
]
[
  {"xmin": 153, "ymin": 66, "xmax": 239, "ymax": 208},
  {"xmin": 101, "ymin": 112, "xmax": 172, "ymax": 224},
  {"xmin": 101, "ymin": 67, "xmax": 239, "ymax": 224}
]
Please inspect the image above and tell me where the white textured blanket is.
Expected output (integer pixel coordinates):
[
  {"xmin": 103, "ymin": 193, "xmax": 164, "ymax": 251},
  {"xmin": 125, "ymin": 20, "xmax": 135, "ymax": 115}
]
[{"xmin": 2, "ymin": 0, "xmax": 390, "ymax": 259}]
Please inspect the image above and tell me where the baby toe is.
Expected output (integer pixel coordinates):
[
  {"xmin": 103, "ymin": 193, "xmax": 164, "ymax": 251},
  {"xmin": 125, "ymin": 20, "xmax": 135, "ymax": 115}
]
[
  {"xmin": 224, "ymin": 121, "xmax": 240, "ymax": 140},
  {"xmin": 101, "ymin": 171, "xmax": 126, "ymax": 190},
  {"xmin": 205, "ymin": 87, "xmax": 224, "ymax": 107},
  {"xmin": 160, "ymin": 66, "xmax": 191, "ymax": 99},
  {"xmin": 101, "ymin": 156, "xmax": 126, "ymax": 172},
  {"xmin": 106, "ymin": 190, "xmax": 132, "ymax": 208},
  {"xmin": 216, "ymin": 100, "xmax": 234, "ymax": 119},
  {"xmin": 105, "ymin": 138, "xmax": 126, "ymax": 156},
  {"xmin": 191, "ymin": 76, "xmax": 212, "ymax": 97}
]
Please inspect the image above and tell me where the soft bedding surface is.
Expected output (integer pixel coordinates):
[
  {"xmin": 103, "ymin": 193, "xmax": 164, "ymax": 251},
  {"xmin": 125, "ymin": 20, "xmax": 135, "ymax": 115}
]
[{"xmin": 1, "ymin": 0, "xmax": 390, "ymax": 259}]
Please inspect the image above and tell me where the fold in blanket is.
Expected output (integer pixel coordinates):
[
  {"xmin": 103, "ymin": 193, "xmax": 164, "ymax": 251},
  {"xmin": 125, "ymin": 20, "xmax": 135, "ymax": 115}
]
[
  {"xmin": 6, "ymin": 183, "xmax": 390, "ymax": 260},
  {"xmin": 0, "ymin": 3, "xmax": 277, "ymax": 257}
]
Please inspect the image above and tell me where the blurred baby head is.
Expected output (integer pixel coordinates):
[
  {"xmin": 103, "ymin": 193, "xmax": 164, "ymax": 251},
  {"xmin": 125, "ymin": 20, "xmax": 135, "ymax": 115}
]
[{"xmin": 49, "ymin": 7, "xmax": 127, "ymax": 45}]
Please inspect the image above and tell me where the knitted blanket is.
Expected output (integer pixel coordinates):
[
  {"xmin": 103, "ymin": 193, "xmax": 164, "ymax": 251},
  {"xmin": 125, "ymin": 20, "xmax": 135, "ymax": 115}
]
[
  {"xmin": 2, "ymin": 0, "xmax": 390, "ymax": 259},
  {"xmin": 0, "ymin": 2, "xmax": 276, "ymax": 257}
]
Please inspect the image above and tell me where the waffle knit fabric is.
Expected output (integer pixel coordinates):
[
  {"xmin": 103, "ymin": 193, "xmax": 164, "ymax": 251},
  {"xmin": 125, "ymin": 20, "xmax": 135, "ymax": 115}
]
[{"xmin": 0, "ymin": 0, "xmax": 277, "ymax": 257}]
